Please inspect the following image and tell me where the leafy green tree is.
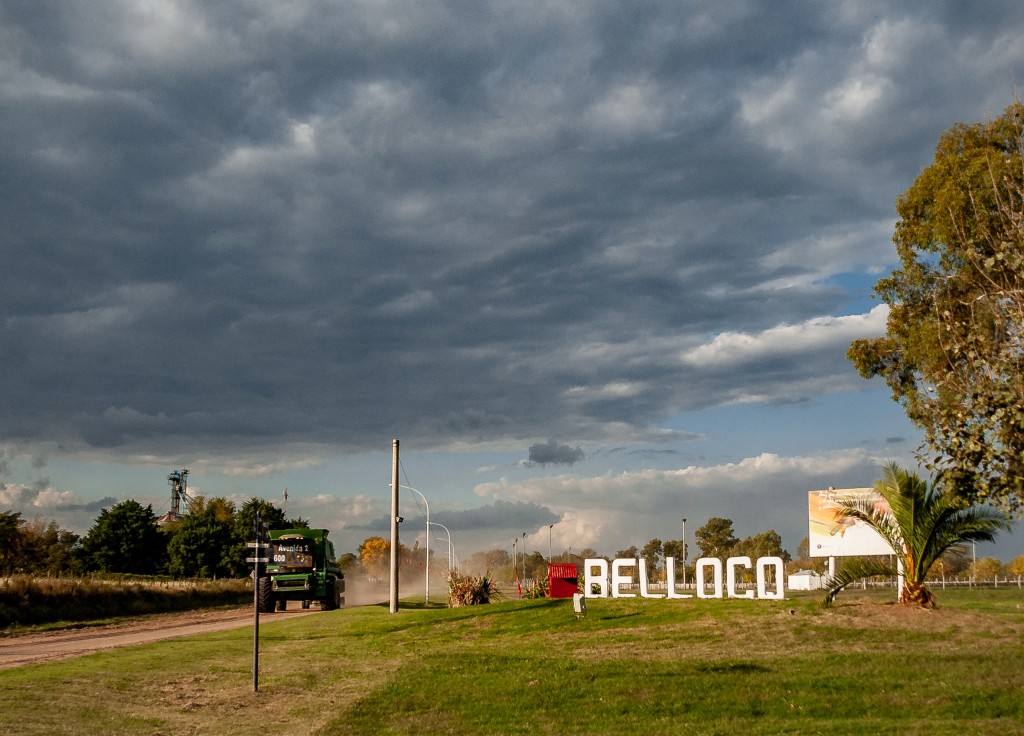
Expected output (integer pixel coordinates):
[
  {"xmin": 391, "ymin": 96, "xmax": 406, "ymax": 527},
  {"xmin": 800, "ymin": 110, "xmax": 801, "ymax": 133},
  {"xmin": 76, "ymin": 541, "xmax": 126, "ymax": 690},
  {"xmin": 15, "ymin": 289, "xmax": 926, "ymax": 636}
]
[
  {"xmin": 694, "ymin": 517, "xmax": 737, "ymax": 561},
  {"xmin": 730, "ymin": 530, "xmax": 790, "ymax": 562},
  {"xmin": 234, "ymin": 497, "xmax": 288, "ymax": 542},
  {"xmin": 1009, "ymin": 554, "xmax": 1024, "ymax": 579},
  {"xmin": 523, "ymin": 551, "xmax": 546, "ymax": 580},
  {"xmin": 20, "ymin": 517, "xmax": 81, "ymax": 576},
  {"xmin": 971, "ymin": 556, "xmax": 1005, "ymax": 582},
  {"xmin": 560, "ymin": 547, "xmax": 602, "ymax": 570},
  {"xmin": 357, "ymin": 536, "xmax": 412, "ymax": 579},
  {"xmin": 613, "ymin": 545, "xmax": 638, "ymax": 560},
  {"xmin": 661, "ymin": 539, "xmax": 689, "ymax": 580},
  {"xmin": 824, "ymin": 463, "xmax": 1012, "ymax": 608},
  {"xmin": 467, "ymin": 548, "xmax": 513, "ymax": 577},
  {"xmin": 936, "ymin": 548, "xmax": 971, "ymax": 577},
  {"xmin": 166, "ymin": 497, "xmax": 240, "ymax": 578},
  {"xmin": 662, "ymin": 539, "xmax": 687, "ymax": 562},
  {"xmin": 848, "ymin": 101, "xmax": 1024, "ymax": 511},
  {"xmin": 80, "ymin": 500, "xmax": 166, "ymax": 574},
  {"xmin": 0, "ymin": 511, "xmax": 24, "ymax": 574},
  {"xmin": 790, "ymin": 536, "xmax": 826, "ymax": 574},
  {"xmin": 663, "ymin": 536, "xmax": 688, "ymax": 577},
  {"xmin": 336, "ymin": 552, "xmax": 360, "ymax": 573},
  {"xmin": 358, "ymin": 536, "xmax": 390, "ymax": 578},
  {"xmin": 640, "ymin": 538, "xmax": 663, "ymax": 577}
]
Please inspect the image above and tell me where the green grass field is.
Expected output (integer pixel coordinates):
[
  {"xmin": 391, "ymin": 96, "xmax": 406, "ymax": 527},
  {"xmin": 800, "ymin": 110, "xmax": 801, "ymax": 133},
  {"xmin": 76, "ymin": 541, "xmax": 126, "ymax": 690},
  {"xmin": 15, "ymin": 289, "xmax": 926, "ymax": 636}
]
[{"xmin": 1, "ymin": 588, "xmax": 1022, "ymax": 735}]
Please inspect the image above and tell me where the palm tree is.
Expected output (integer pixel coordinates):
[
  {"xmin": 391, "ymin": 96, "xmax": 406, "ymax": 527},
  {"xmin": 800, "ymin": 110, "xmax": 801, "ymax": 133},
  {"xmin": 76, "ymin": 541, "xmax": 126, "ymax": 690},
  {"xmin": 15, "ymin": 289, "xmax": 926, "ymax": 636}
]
[{"xmin": 823, "ymin": 462, "xmax": 1012, "ymax": 608}]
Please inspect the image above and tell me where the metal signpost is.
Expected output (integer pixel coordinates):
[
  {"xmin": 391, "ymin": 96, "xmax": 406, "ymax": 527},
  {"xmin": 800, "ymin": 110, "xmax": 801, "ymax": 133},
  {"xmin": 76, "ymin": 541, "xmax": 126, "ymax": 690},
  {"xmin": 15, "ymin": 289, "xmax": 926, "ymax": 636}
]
[{"xmin": 246, "ymin": 513, "xmax": 270, "ymax": 693}]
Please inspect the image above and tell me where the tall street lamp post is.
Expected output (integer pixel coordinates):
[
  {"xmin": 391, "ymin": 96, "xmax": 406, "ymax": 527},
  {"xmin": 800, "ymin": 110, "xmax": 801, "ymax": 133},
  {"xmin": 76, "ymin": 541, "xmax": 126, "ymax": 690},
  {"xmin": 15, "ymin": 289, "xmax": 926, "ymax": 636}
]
[
  {"xmin": 682, "ymin": 517, "xmax": 687, "ymax": 588},
  {"xmin": 431, "ymin": 522, "xmax": 453, "ymax": 578},
  {"xmin": 399, "ymin": 485, "xmax": 430, "ymax": 605},
  {"xmin": 522, "ymin": 532, "xmax": 527, "ymax": 585}
]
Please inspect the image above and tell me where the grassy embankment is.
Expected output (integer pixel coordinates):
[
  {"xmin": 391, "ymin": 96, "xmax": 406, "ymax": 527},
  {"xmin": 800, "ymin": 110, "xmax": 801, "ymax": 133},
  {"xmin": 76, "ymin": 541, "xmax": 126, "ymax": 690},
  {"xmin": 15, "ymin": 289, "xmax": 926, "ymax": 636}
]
[
  {"xmin": 0, "ymin": 575, "xmax": 251, "ymax": 629},
  {"xmin": 1, "ymin": 588, "xmax": 1022, "ymax": 735}
]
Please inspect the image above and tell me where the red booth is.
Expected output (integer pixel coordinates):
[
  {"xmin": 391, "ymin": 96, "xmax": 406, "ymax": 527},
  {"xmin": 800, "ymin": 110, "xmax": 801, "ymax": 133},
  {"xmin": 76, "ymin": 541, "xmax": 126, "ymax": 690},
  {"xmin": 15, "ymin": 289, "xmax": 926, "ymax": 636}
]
[{"xmin": 547, "ymin": 563, "xmax": 579, "ymax": 599}]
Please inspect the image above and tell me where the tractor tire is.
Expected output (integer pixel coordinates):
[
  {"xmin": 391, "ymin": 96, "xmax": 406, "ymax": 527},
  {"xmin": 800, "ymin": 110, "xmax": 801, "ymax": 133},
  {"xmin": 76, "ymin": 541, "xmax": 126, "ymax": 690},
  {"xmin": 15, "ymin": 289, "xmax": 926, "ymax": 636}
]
[
  {"xmin": 323, "ymin": 578, "xmax": 337, "ymax": 610},
  {"xmin": 277, "ymin": 599, "xmax": 287, "ymax": 611},
  {"xmin": 301, "ymin": 600, "xmax": 310, "ymax": 610},
  {"xmin": 257, "ymin": 576, "xmax": 274, "ymax": 613}
]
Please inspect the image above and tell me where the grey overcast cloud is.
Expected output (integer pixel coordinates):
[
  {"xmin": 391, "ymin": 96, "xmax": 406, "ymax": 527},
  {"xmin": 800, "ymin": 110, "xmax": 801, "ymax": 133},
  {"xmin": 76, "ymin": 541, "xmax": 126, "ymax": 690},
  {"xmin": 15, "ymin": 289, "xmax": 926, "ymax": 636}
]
[{"xmin": 1, "ymin": 1, "xmax": 1022, "ymax": 559}]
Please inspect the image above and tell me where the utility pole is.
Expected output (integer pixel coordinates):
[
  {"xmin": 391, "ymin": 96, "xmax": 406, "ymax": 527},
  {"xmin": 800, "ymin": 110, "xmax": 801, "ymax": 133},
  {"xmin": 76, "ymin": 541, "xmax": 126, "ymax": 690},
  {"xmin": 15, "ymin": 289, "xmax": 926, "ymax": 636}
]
[{"xmin": 390, "ymin": 439, "xmax": 400, "ymax": 613}]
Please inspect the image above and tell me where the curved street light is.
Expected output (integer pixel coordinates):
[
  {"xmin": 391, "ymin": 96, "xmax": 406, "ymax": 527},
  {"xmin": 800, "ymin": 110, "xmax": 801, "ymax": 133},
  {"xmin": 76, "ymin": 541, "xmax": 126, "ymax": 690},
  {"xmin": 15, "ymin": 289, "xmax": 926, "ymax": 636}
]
[
  {"xmin": 431, "ymin": 521, "xmax": 454, "ymax": 577},
  {"xmin": 399, "ymin": 485, "xmax": 430, "ymax": 604},
  {"xmin": 522, "ymin": 532, "xmax": 527, "ymax": 584}
]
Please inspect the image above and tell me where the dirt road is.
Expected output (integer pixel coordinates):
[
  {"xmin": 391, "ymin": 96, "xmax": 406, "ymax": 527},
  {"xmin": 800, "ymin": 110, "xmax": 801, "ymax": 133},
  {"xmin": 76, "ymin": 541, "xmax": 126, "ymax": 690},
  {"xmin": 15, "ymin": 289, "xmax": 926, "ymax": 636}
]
[
  {"xmin": 0, "ymin": 606, "xmax": 318, "ymax": 670},
  {"xmin": 0, "ymin": 581, "xmax": 395, "ymax": 675},
  {"xmin": 0, "ymin": 580, "xmax": 392, "ymax": 670}
]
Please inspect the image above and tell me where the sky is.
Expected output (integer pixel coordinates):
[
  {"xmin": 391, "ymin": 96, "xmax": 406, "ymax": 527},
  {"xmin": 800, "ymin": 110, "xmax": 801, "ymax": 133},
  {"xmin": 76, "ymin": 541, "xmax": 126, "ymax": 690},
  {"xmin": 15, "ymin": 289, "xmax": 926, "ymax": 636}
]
[{"xmin": 1, "ymin": 1, "xmax": 1023, "ymax": 564}]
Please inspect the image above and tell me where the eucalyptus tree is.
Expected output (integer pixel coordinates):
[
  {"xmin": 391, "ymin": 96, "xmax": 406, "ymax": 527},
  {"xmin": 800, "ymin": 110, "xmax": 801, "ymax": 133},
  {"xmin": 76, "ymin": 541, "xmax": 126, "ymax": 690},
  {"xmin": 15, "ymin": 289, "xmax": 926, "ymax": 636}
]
[
  {"xmin": 694, "ymin": 517, "xmax": 737, "ymax": 561},
  {"xmin": 849, "ymin": 101, "xmax": 1024, "ymax": 511}
]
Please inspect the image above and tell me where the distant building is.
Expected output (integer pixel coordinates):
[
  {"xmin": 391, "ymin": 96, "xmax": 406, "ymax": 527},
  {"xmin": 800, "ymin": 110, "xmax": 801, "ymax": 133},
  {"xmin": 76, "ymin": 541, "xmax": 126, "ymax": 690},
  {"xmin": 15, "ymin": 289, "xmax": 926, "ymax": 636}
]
[
  {"xmin": 155, "ymin": 510, "xmax": 185, "ymax": 526},
  {"xmin": 787, "ymin": 570, "xmax": 825, "ymax": 591}
]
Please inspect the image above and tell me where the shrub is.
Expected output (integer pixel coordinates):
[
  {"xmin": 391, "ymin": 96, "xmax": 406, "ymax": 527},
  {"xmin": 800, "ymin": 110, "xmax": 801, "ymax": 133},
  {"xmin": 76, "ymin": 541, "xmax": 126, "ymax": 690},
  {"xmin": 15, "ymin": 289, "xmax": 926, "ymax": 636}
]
[
  {"xmin": 0, "ymin": 575, "xmax": 251, "ymax": 628},
  {"xmin": 446, "ymin": 571, "xmax": 502, "ymax": 607}
]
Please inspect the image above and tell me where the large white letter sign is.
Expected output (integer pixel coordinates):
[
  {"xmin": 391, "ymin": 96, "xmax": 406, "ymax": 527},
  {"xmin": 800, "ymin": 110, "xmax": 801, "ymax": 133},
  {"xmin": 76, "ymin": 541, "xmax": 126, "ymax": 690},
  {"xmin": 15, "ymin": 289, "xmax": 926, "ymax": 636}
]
[
  {"xmin": 585, "ymin": 554, "xmax": 786, "ymax": 602},
  {"xmin": 756, "ymin": 556, "xmax": 785, "ymax": 600},
  {"xmin": 638, "ymin": 558, "xmax": 664, "ymax": 598},
  {"xmin": 664, "ymin": 556, "xmax": 693, "ymax": 599},
  {"xmin": 726, "ymin": 556, "xmax": 754, "ymax": 599},
  {"xmin": 611, "ymin": 558, "xmax": 636, "ymax": 598},
  {"xmin": 584, "ymin": 558, "xmax": 609, "ymax": 598},
  {"xmin": 696, "ymin": 558, "xmax": 723, "ymax": 599}
]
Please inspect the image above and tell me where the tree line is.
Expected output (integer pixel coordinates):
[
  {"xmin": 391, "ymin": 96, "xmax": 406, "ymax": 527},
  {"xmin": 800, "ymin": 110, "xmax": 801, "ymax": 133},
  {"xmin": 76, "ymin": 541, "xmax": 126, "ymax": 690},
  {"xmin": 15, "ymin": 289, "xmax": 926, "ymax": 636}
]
[
  {"xmin": 456, "ymin": 519, "xmax": 792, "ymax": 583},
  {"xmin": 607, "ymin": 518, "xmax": 791, "ymax": 582},
  {"xmin": 0, "ymin": 497, "xmax": 308, "ymax": 578}
]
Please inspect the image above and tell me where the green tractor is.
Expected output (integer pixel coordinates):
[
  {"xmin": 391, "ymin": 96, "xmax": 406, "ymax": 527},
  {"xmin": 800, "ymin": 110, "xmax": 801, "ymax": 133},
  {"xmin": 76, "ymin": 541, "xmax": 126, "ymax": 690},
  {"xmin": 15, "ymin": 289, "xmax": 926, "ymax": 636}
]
[{"xmin": 256, "ymin": 528, "xmax": 344, "ymax": 612}]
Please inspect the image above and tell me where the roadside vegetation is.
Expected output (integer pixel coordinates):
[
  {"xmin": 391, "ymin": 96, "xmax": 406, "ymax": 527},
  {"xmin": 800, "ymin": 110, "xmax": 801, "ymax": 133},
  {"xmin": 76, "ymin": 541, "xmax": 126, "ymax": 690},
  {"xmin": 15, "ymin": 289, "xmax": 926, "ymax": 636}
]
[
  {"xmin": 1, "ymin": 590, "xmax": 1023, "ymax": 735},
  {"xmin": 0, "ymin": 497, "xmax": 301, "ymax": 628},
  {"xmin": 0, "ymin": 497, "xmax": 309, "ymax": 581},
  {"xmin": 0, "ymin": 575, "xmax": 250, "ymax": 629}
]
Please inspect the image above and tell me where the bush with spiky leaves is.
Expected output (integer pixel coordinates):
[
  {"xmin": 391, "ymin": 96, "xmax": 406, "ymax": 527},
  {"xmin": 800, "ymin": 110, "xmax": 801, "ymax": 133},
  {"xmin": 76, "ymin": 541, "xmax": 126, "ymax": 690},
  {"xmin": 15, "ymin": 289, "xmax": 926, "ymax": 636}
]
[
  {"xmin": 446, "ymin": 571, "xmax": 502, "ymax": 607},
  {"xmin": 823, "ymin": 462, "xmax": 1012, "ymax": 608}
]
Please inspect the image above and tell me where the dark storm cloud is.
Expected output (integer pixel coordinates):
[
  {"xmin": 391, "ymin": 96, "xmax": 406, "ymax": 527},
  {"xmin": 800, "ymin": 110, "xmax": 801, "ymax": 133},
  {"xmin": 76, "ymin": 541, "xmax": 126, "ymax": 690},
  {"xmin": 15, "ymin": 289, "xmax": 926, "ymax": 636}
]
[
  {"xmin": 54, "ymin": 496, "xmax": 119, "ymax": 513},
  {"xmin": 2, "ymin": 1, "xmax": 1023, "ymax": 457},
  {"xmin": 528, "ymin": 440, "xmax": 584, "ymax": 466}
]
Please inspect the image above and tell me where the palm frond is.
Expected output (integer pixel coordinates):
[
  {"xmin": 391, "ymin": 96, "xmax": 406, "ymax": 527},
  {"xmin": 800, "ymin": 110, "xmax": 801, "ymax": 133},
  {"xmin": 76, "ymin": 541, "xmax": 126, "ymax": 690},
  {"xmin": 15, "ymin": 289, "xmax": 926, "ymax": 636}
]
[
  {"xmin": 822, "ymin": 557, "xmax": 895, "ymax": 606},
  {"xmin": 826, "ymin": 462, "xmax": 1012, "ymax": 607}
]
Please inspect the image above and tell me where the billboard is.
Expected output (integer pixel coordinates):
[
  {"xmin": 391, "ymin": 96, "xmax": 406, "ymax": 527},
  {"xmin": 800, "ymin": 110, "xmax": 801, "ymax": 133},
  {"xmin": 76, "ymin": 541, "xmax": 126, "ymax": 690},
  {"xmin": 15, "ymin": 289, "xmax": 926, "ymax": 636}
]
[{"xmin": 808, "ymin": 488, "xmax": 894, "ymax": 558}]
